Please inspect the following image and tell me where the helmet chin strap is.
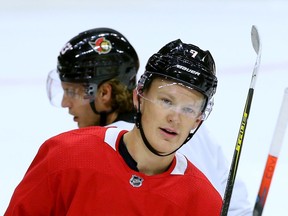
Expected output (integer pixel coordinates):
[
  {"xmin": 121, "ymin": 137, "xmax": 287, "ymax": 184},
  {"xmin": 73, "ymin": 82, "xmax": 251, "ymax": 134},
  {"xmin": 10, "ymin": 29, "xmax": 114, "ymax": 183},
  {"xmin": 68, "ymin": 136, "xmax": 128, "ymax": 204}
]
[
  {"xmin": 135, "ymin": 96, "xmax": 202, "ymax": 157},
  {"xmin": 89, "ymin": 101, "xmax": 114, "ymax": 126}
]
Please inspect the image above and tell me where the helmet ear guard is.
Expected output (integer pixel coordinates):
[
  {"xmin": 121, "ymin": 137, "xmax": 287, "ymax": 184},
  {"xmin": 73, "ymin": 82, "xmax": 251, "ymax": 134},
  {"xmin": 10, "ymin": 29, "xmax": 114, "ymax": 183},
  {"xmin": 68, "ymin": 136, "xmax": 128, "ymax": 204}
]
[{"xmin": 201, "ymin": 97, "xmax": 214, "ymax": 120}]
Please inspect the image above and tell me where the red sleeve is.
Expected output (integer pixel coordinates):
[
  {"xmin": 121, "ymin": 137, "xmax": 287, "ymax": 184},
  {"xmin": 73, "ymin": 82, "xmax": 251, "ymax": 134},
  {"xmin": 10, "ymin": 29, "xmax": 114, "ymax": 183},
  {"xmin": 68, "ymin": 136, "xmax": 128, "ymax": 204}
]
[
  {"xmin": 4, "ymin": 126, "xmax": 108, "ymax": 216},
  {"xmin": 4, "ymin": 140, "xmax": 55, "ymax": 215}
]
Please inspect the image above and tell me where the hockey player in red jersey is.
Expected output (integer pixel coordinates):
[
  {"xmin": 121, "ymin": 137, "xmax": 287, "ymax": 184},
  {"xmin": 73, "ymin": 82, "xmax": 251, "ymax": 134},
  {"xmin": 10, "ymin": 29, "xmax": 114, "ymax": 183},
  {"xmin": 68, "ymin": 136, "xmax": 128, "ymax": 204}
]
[
  {"xmin": 46, "ymin": 28, "xmax": 252, "ymax": 215},
  {"xmin": 5, "ymin": 39, "xmax": 222, "ymax": 215}
]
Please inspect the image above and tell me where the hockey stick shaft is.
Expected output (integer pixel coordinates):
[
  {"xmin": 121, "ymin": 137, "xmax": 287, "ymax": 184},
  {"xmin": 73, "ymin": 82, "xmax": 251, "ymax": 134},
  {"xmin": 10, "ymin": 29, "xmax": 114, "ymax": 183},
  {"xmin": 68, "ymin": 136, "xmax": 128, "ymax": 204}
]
[
  {"xmin": 220, "ymin": 25, "xmax": 261, "ymax": 216},
  {"xmin": 253, "ymin": 87, "xmax": 288, "ymax": 216},
  {"xmin": 220, "ymin": 87, "xmax": 253, "ymax": 215}
]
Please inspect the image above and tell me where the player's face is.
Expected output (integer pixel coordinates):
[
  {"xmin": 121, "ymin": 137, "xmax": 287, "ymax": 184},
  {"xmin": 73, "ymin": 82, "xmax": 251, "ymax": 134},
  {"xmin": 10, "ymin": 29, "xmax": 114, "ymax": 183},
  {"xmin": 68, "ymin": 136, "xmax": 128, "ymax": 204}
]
[
  {"xmin": 61, "ymin": 82, "xmax": 100, "ymax": 128},
  {"xmin": 139, "ymin": 78, "xmax": 204, "ymax": 153}
]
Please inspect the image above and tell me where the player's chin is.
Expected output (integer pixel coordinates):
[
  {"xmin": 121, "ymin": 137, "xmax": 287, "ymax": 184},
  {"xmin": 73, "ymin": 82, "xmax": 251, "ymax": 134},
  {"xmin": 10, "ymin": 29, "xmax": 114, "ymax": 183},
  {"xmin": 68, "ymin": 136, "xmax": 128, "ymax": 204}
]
[{"xmin": 158, "ymin": 140, "xmax": 181, "ymax": 153}]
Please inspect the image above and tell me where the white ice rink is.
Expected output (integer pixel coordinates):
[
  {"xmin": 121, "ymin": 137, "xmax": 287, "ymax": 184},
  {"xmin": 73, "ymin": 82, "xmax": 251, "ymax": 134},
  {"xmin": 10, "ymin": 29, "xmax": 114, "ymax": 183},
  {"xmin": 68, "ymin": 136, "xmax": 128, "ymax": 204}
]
[{"xmin": 1, "ymin": 0, "xmax": 288, "ymax": 215}]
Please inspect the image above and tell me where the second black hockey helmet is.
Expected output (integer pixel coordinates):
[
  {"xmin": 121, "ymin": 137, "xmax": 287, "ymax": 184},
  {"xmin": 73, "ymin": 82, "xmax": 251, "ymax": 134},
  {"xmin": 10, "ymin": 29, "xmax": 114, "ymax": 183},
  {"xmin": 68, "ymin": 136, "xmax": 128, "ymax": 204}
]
[{"xmin": 57, "ymin": 27, "xmax": 139, "ymax": 90}]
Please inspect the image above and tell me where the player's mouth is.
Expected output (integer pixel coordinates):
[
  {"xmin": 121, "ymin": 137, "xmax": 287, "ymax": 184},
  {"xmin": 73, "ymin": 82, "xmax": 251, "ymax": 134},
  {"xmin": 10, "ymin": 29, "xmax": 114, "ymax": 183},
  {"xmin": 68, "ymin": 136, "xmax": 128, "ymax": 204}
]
[{"xmin": 159, "ymin": 127, "xmax": 178, "ymax": 138}]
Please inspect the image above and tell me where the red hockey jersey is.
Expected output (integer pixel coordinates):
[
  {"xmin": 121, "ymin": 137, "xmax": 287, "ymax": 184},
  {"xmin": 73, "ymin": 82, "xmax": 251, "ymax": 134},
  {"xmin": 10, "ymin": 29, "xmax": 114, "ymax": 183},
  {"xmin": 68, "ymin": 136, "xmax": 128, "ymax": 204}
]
[{"xmin": 5, "ymin": 126, "xmax": 222, "ymax": 215}]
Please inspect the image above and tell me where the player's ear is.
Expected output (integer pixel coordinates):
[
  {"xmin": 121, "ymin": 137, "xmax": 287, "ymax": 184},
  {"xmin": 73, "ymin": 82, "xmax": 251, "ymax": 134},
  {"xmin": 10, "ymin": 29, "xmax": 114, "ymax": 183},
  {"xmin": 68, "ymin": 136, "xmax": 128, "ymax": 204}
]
[
  {"xmin": 191, "ymin": 115, "xmax": 203, "ymax": 130},
  {"xmin": 97, "ymin": 82, "xmax": 112, "ymax": 103},
  {"xmin": 133, "ymin": 89, "xmax": 138, "ymax": 109}
]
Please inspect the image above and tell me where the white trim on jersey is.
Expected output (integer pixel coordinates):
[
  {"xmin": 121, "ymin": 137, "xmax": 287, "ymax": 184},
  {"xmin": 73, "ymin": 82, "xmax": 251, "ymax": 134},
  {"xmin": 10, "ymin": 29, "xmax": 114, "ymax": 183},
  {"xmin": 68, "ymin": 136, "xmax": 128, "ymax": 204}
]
[{"xmin": 104, "ymin": 127, "xmax": 123, "ymax": 150}]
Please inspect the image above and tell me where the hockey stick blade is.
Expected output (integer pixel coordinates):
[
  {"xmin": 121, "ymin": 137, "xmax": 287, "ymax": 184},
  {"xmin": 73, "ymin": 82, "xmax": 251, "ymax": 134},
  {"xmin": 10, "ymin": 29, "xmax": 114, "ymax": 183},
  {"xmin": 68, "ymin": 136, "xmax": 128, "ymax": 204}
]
[
  {"xmin": 253, "ymin": 87, "xmax": 288, "ymax": 216},
  {"xmin": 220, "ymin": 25, "xmax": 262, "ymax": 216},
  {"xmin": 250, "ymin": 25, "xmax": 262, "ymax": 89}
]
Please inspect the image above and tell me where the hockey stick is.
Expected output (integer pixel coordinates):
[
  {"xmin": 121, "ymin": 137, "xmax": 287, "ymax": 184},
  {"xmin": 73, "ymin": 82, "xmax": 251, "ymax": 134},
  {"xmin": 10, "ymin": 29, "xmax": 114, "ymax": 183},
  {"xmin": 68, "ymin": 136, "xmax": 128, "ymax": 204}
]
[
  {"xmin": 253, "ymin": 87, "xmax": 288, "ymax": 216},
  {"xmin": 220, "ymin": 25, "xmax": 262, "ymax": 216}
]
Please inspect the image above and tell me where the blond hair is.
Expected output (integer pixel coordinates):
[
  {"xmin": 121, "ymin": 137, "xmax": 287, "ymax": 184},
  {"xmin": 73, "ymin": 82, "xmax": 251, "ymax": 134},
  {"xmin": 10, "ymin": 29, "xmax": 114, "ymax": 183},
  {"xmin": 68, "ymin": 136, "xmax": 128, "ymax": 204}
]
[{"xmin": 107, "ymin": 79, "xmax": 134, "ymax": 113}]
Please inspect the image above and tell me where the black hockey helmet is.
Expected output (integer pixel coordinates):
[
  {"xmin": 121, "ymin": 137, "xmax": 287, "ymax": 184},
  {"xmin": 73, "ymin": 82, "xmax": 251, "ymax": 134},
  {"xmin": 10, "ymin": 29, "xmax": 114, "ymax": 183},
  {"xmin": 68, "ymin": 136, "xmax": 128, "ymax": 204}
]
[
  {"xmin": 134, "ymin": 39, "xmax": 218, "ymax": 157},
  {"xmin": 57, "ymin": 27, "xmax": 139, "ymax": 90},
  {"xmin": 137, "ymin": 39, "xmax": 217, "ymax": 118}
]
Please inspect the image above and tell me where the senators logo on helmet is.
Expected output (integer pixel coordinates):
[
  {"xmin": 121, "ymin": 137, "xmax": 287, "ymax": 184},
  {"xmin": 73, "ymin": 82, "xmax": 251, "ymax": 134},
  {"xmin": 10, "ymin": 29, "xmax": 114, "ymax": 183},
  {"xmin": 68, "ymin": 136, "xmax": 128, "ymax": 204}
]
[{"xmin": 89, "ymin": 37, "xmax": 112, "ymax": 54}]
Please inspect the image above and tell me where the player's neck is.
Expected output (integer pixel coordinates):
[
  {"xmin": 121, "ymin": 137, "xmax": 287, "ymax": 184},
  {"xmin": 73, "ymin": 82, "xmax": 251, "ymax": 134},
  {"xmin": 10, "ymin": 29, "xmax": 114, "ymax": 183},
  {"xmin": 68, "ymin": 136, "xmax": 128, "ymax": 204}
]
[
  {"xmin": 123, "ymin": 129, "xmax": 174, "ymax": 176},
  {"xmin": 105, "ymin": 111, "xmax": 119, "ymax": 125}
]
